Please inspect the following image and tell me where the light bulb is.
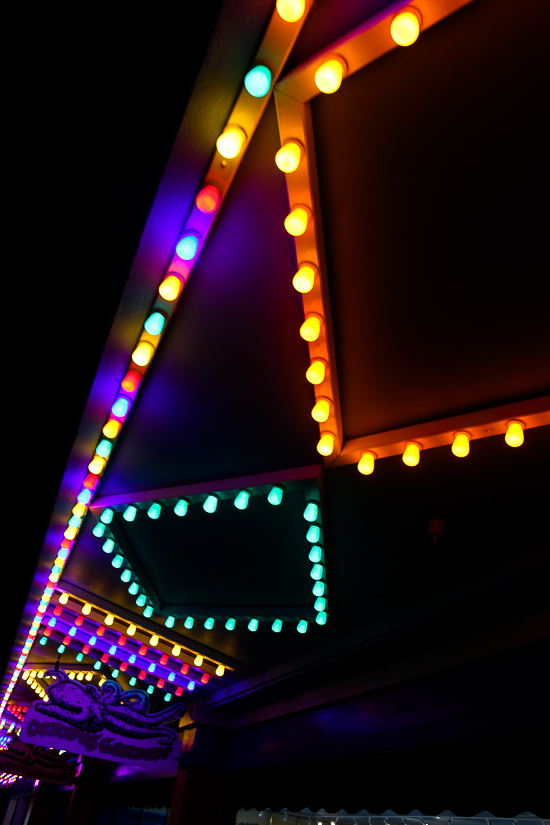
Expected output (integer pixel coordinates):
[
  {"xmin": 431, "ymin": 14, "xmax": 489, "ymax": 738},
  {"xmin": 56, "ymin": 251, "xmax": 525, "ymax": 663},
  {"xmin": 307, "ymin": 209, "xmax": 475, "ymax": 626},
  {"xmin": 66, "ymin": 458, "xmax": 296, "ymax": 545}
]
[
  {"xmin": 123, "ymin": 505, "xmax": 137, "ymax": 522},
  {"xmin": 267, "ymin": 486, "xmax": 283, "ymax": 505},
  {"xmin": 216, "ymin": 127, "xmax": 246, "ymax": 159},
  {"xmin": 275, "ymin": 140, "xmax": 302, "ymax": 173},
  {"xmin": 316, "ymin": 611, "xmax": 327, "ymax": 625},
  {"xmin": 225, "ymin": 618, "xmax": 236, "ymax": 631},
  {"xmin": 402, "ymin": 442, "xmax": 421, "ymax": 466},
  {"xmin": 215, "ymin": 665, "xmax": 225, "ymax": 676},
  {"xmin": 196, "ymin": 185, "xmax": 220, "ymax": 214},
  {"xmin": 111, "ymin": 396, "xmax": 130, "ymax": 418},
  {"xmin": 306, "ymin": 359, "xmax": 326, "ymax": 385},
  {"xmin": 147, "ymin": 502, "xmax": 162, "ymax": 519},
  {"xmin": 310, "ymin": 563, "xmax": 324, "ymax": 581},
  {"xmin": 317, "ymin": 432, "xmax": 335, "ymax": 456},
  {"xmin": 452, "ymin": 431, "xmax": 471, "ymax": 457},
  {"xmin": 244, "ymin": 65, "xmax": 272, "ymax": 98},
  {"xmin": 87, "ymin": 456, "xmax": 106, "ymax": 476},
  {"xmin": 357, "ymin": 451, "xmax": 376, "ymax": 475},
  {"xmin": 82, "ymin": 603, "xmax": 92, "ymax": 615},
  {"xmin": 203, "ymin": 495, "xmax": 218, "ymax": 514},
  {"xmin": 234, "ymin": 490, "xmax": 250, "ymax": 510},
  {"xmin": 271, "ymin": 619, "xmax": 283, "ymax": 633},
  {"xmin": 132, "ymin": 341, "xmax": 154, "ymax": 367},
  {"xmin": 100, "ymin": 508, "xmax": 114, "ymax": 524},
  {"xmin": 121, "ymin": 370, "xmax": 142, "ymax": 392},
  {"xmin": 293, "ymin": 263, "xmax": 316, "ymax": 293},
  {"xmin": 184, "ymin": 617, "xmax": 194, "ymax": 629},
  {"xmin": 390, "ymin": 9, "xmax": 421, "ymax": 46},
  {"xmin": 174, "ymin": 499, "xmax": 188, "ymax": 516},
  {"xmin": 72, "ymin": 502, "xmax": 86, "ymax": 518},
  {"xmin": 194, "ymin": 655, "xmax": 203, "ymax": 667},
  {"xmin": 104, "ymin": 614, "xmax": 114, "ymax": 626},
  {"xmin": 172, "ymin": 645, "xmax": 181, "ymax": 657},
  {"xmin": 248, "ymin": 618, "xmax": 259, "ymax": 632},
  {"xmin": 58, "ymin": 593, "xmax": 69, "ymax": 605},
  {"xmin": 303, "ymin": 502, "xmax": 318, "ymax": 522},
  {"xmin": 150, "ymin": 635, "xmax": 159, "ymax": 647},
  {"xmin": 159, "ymin": 274, "xmax": 183, "ymax": 302},
  {"xmin": 307, "ymin": 525, "xmax": 321, "ymax": 543},
  {"xmin": 297, "ymin": 620, "xmax": 308, "ymax": 634},
  {"xmin": 144, "ymin": 312, "xmax": 165, "ymax": 336},
  {"xmin": 284, "ymin": 205, "xmax": 310, "ymax": 236},
  {"xmin": 505, "ymin": 420, "xmax": 525, "ymax": 447},
  {"xmin": 165, "ymin": 616, "xmax": 175, "ymax": 628},
  {"xmin": 204, "ymin": 617, "xmax": 215, "ymax": 630},
  {"xmin": 311, "ymin": 397, "xmax": 331, "ymax": 422},
  {"xmin": 308, "ymin": 545, "xmax": 323, "ymax": 563},
  {"xmin": 175, "ymin": 233, "xmax": 200, "ymax": 261},
  {"xmin": 300, "ymin": 314, "xmax": 322, "ymax": 342},
  {"xmin": 276, "ymin": 0, "xmax": 305, "ymax": 22},
  {"xmin": 314, "ymin": 57, "xmax": 346, "ymax": 94}
]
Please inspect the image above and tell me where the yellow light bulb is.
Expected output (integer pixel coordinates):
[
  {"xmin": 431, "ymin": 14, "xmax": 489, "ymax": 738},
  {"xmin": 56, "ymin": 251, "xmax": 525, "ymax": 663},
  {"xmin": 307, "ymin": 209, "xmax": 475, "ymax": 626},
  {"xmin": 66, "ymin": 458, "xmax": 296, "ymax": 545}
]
[
  {"xmin": 402, "ymin": 442, "xmax": 421, "ymax": 466},
  {"xmin": 72, "ymin": 503, "xmax": 86, "ymax": 518},
  {"xmin": 317, "ymin": 432, "xmax": 335, "ymax": 456},
  {"xmin": 505, "ymin": 420, "xmax": 524, "ymax": 447},
  {"xmin": 88, "ymin": 455, "xmax": 106, "ymax": 475},
  {"xmin": 104, "ymin": 614, "xmax": 114, "ymax": 626},
  {"xmin": 216, "ymin": 127, "xmax": 246, "ymax": 159},
  {"xmin": 306, "ymin": 359, "xmax": 326, "ymax": 385},
  {"xmin": 300, "ymin": 314, "xmax": 322, "ymax": 342},
  {"xmin": 30, "ymin": 671, "xmax": 37, "ymax": 679},
  {"xmin": 358, "ymin": 451, "xmax": 376, "ymax": 475},
  {"xmin": 150, "ymin": 635, "xmax": 159, "ymax": 647},
  {"xmin": 85, "ymin": 673, "xmax": 93, "ymax": 681},
  {"xmin": 59, "ymin": 593, "xmax": 69, "ymax": 605},
  {"xmin": 293, "ymin": 263, "xmax": 316, "ymax": 293},
  {"xmin": 132, "ymin": 341, "xmax": 155, "ymax": 367},
  {"xmin": 82, "ymin": 603, "xmax": 92, "ymax": 615},
  {"xmin": 172, "ymin": 645, "xmax": 181, "ymax": 657},
  {"xmin": 311, "ymin": 397, "xmax": 331, "ymax": 423},
  {"xmin": 38, "ymin": 671, "xmax": 44, "ymax": 678},
  {"xmin": 215, "ymin": 665, "xmax": 225, "ymax": 677},
  {"xmin": 103, "ymin": 418, "xmax": 121, "ymax": 439},
  {"xmin": 23, "ymin": 671, "xmax": 29, "ymax": 680},
  {"xmin": 54, "ymin": 556, "xmax": 64, "ymax": 567},
  {"xmin": 390, "ymin": 10, "xmax": 421, "ymax": 46},
  {"xmin": 76, "ymin": 672, "xmax": 84, "ymax": 681},
  {"xmin": 194, "ymin": 655, "xmax": 203, "ymax": 667},
  {"xmin": 275, "ymin": 140, "xmax": 302, "ymax": 173},
  {"xmin": 314, "ymin": 57, "xmax": 346, "ymax": 94},
  {"xmin": 159, "ymin": 274, "xmax": 183, "ymax": 302},
  {"xmin": 452, "ymin": 431, "xmax": 471, "ymax": 457},
  {"xmin": 276, "ymin": 0, "xmax": 305, "ymax": 22},
  {"xmin": 68, "ymin": 672, "xmax": 75, "ymax": 680},
  {"xmin": 126, "ymin": 624, "xmax": 136, "ymax": 636},
  {"xmin": 284, "ymin": 206, "xmax": 310, "ymax": 236},
  {"xmin": 64, "ymin": 526, "xmax": 77, "ymax": 540}
]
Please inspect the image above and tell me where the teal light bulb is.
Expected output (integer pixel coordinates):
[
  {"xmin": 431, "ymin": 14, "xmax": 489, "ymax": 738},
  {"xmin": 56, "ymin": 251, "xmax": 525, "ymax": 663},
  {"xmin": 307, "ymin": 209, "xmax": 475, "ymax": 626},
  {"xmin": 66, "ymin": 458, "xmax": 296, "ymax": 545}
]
[
  {"xmin": 102, "ymin": 539, "xmax": 115, "ymax": 554},
  {"xmin": 225, "ymin": 618, "xmax": 236, "ymax": 631},
  {"xmin": 204, "ymin": 617, "xmax": 215, "ymax": 630},
  {"xmin": 112, "ymin": 554, "xmax": 123, "ymax": 569},
  {"xmin": 92, "ymin": 522, "xmax": 106, "ymax": 538},
  {"xmin": 314, "ymin": 597, "xmax": 326, "ymax": 612},
  {"xmin": 271, "ymin": 619, "xmax": 283, "ymax": 633},
  {"xmin": 310, "ymin": 564, "xmax": 324, "ymax": 581},
  {"xmin": 147, "ymin": 685, "xmax": 154, "ymax": 695},
  {"xmin": 306, "ymin": 525, "xmax": 321, "ymax": 543},
  {"xmin": 94, "ymin": 661, "xmax": 101, "ymax": 670},
  {"xmin": 234, "ymin": 490, "xmax": 250, "ymax": 510},
  {"xmin": 184, "ymin": 617, "xmax": 194, "ymax": 629},
  {"xmin": 165, "ymin": 616, "xmax": 175, "ymax": 628},
  {"xmin": 76, "ymin": 653, "xmax": 83, "ymax": 662},
  {"xmin": 297, "ymin": 620, "xmax": 308, "ymax": 634},
  {"xmin": 111, "ymin": 669, "xmax": 119, "ymax": 679},
  {"xmin": 244, "ymin": 65, "xmax": 272, "ymax": 98},
  {"xmin": 120, "ymin": 569, "xmax": 132, "ymax": 583},
  {"xmin": 68, "ymin": 515, "xmax": 81, "ymax": 529},
  {"xmin": 316, "ymin": 611, "xmax": 327, "ymax": 626},
  {"xmin": 308, "ymin": 545, "xmax": 323, "ymax": 563},
  {"xmin": 174, "ymin": 499, "xmax": 188, "ymax": 517},
  {"xmin": 203, "ymin": 495, "xmax": 218, "ymax": 514},
  {"xmin": 123, "ymin": 505, "xmax": 137, "ymax": 522},
  {"xmin": 136, "ymin": 594, "xmax": 146, "ymax": 607},
  {"xmin": 164, "ymin": 692, "xmax": 171, "ymax": 702},
  {"xmin": 303, "ymin": 502, "xmax": 319, "ymax": 522},
  {"xmin": 248, "ymin": 618, "xmax": 259, "ymax": 632},
  {"xmin": 147, "ymin": 502, "xmax": 162, "ymax": 519},
  {"xmin": 100, "ymin": 509, "xmax": 114, "ymax": 524},
  {"xmin": 267, "ymin": 486, "xmax": 283, "ymax": 505},
  {"xmin": 312, "ymin": 581, "xmax": 325, "ymax": 597},
  {"xmin": 144, "ymin": 312, "xmax": 165, "ymax": 336},
  {"xmin": 128, "ymin": 582, "xmax": 139, "ymax": 595},
  {"xmin": 129, "ymin": 677, "xmax": 137, "ymax": 686},
  {"xmin": 77, "ymin": 489, "xmax": 92, "ymax": 505},
  {"xmin": 95, "ymin": 440, "xmax": 112, "ymax": 458},
  {"xmin": 143, "ymin": 606, "xmax": 153, "ymax": 618}
]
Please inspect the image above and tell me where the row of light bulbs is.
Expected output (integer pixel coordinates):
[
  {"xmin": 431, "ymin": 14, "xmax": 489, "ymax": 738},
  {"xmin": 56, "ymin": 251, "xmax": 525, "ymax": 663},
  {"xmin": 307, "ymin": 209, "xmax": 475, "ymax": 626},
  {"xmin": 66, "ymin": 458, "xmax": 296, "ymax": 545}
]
[{"xmin": 356, "ymin": 420, "xmax": 527, "ymax": 475}]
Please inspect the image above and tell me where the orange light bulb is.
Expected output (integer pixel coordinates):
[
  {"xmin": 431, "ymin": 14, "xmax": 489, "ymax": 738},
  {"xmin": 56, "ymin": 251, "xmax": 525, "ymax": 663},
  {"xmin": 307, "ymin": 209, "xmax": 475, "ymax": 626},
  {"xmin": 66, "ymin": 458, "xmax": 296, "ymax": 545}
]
[
  {"xmin": 357, "ymin": 451, "xmax": 376, "ymax": 475},
  {"xmin": 317, "ymin": 432, "xmax": 335, "ymax": 456},
  {"xmin": 505, "ymin": 420, "xmax": 524, "ymax": 447},
  {"xmin": 402, "ymin": 442, "xmax": 421, "ymax": 466},
  {"xmin": 390, "ymin": 9, "xmax": 421, "ymax": 46},
  {"xmin": 275, "ymin": 140, "xmax": 302, "ymax": 173},
  {"xmin": 306, "ymin": 359, "xmax": 326, "ymax": 385},
  {"xmin": 293, "ymin": 263, "xmax": 316, "ymax": 293},
  {"xmin": 311, "ymin": 397, "xmax": 331, "ymax": 423},
  {"xmin": 284, "ymin": 206, "xmax": 310, "ymax": 236},
  {"xmin": 452, "ymin": 431, "xmax": 471, "ymax": 457},
  {"xmin": 314, "ymin": 57, "xmax": 346, "ymax": 94},
  {"xmin": 300, "ymin": 314, "xmax": 322, "ymax": 342}
]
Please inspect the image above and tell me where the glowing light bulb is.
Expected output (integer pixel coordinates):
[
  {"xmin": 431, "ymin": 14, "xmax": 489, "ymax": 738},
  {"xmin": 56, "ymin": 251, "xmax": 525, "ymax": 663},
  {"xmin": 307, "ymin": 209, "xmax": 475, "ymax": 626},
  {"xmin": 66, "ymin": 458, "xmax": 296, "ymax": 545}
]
[
  {"xmin": 293, "ymin": 263, "xmax": 316, "ymax": 293},
  {"xmin": 306, "ymin": 359, "xmax": 326, "ymax": 385},
  {"xmin": 150, "ymin": 635, "xmax": 159, "ymax": 647},
  {"xmin": 300, "ymin": 314, "xmax": 322, "ymax": 342},
  {"xmin": 275, "ymin": 140, "xmax": 302, "ymax": 173},
  {"xmin": 111, "ymin": 554, "xmax": 123, "ymax": 569},
  {"xmin": 87, "ymin": 456, "xmax": 106, "ymax": 476},
  {"xmin": 271, "ymin": 619, "xmax": 283, "ymax": 633},
  {"xmin": 172, "ymin": 645, "xmax": 181, "ymax": 656},
  {"xmin": 402, "ymin": 442, "xmax": 421, "ymax": 466},
  {"xmin": 105, "ymin": 614, "xmax": 114, "ymax": 626},
  {"xmin": 307, "ymin": 525, "xmax": 321, "ymax": 543},
  {"xmin": 58, "ymin": 593, "xmax": 69, "ymax": 605},
  {"xmin": 128, "ymin": 582, "xmax": 139, "ymax": 596},
  {"xmin": 159, "ymin": 274, "xmax": 183, "ymax": 301},
  {"xmin": 187, "ymin": 682, "xmax": 195, "ymax": 691},
  {"xmin": 316, "ymin": 611, "xmax": 327, "ymax": 625},
  {"xmin": 248, "ymin": 618, "xmax": 259, "ymax": 632},
  {"xmin": 311, "ymin": 397, "xmax": 331, "ymax": 422},
  {"xmin": 314, "ymin": 57, "xmax": 346, "ymax": 94},
  {"xmin": 102, "ymin": 539, "xmax": 115, "ymax": 554},
  {"xmin": 101, "ymin": 420, "xmax": 119, "ymax": 443},
  {"xmin": 144, "ymin": 312, "xmax": 165, "ymax": 336},
  {"xmin": 165, "ymin": 616, "xmax": 175, "ymax": 628},
  {"xmin": 216, "ymin": 127, "xmax": 246, "ymax": 159},
  {"xmin": 308, "ymin": 545, "xmax": 322, "ymax": 563},
  {"xmin": 136, "ymin": 594, "xmax": 146, "ymax": 606},
  {"xmin": 174, "ymin": 499, "xmax": 188, "ymax": 516},
  {"xmin": 184, "ymin": 617, "xmax": 194, "ymax": 629},
  {"xmin": 194, "ymin": 655, "xmax": 203, "ymax": 666},
  {"xmin": 175, "ymin": 233, "xmax": 200, "ymax": 261},
  {"xmin": 267, "ymin": 486, "xmax": 283, "ymax": 505},
  {"xmin": 284, "ymin": 205, "xmax": 310, "ymax": 236},
  {"xmin": 225, "ymin": 618, "xmax": 236, "ymax": 631},
  {"xmin": 314, "ymin": 597, "xmax": 326, "ymax": 612},
  {"xmin": 139, "ymin": 645, "xmax": 147, "ymax": 656},
  {"xmin": 310, "ymin": 563, "xmax": 324, "ymax": 580},
  {"xmin": 196, "ymin": 184, "xmax": 220, "ymax": 214},
  {"xmin": 303, "ymin": 503, "xmax": 318, "ymax": 522},
  {"xmin": 390, "ymin": 9, "xmax": 421, "ymax": 46},
  {"xmin": 121, "ymin": 370, "xmax": 142, "ymax": 393},
  {"xmin": 204, "ymin": 617, "xmax": 215, "ymax": 630},
  {"xmin": 111, "ymin": 396, "xmax": 130, "ymax": 418},
  {"xmin": 77, "ymin": 488, "xmax": 92, "ymax": 505},
  {"xmin": 180, "ymin": 664, "xmax": 189, "ymax": 675},
  {"xmin": 234, "ymin": 490, "xmax": 250, "ymax": 510},
  {"xmin": 505, "ymin": 420, "xmax": 525, "ymax": 447},
  {"xmin": 452, "ymin": 431, "xmax": 471, "ymax": 457},
  {"xmin": 72, "ymin": 503, "xmax": 86, "ymax": 518},
  {"xmin": 203, "ymin": 495, "xmax": 218, "ymax": 514},
  {"xmin": 297, "ymin": 620, "xmax": 308, "ymax": 634},
  {"xmin": 357, "ymin": 450, "xmax": 376, "ymax": 475},
  {"xmin": 82, "ymin": 603, "xmax": 92, "ymax": 615},
  {"xmin": 244, "ymin": 65, "xmax": 272, "ymax": 97},
  {"xmin": 276, "ymin": 0, "xmax": 305, "ymax": 22},
  {"xmin": 132, "ymin": 341, "xmax": 154, "ymax": 367},
  {"xmin": 123, "ymin": 505, "xmax": 137, "ymax": 522},
  {"xmin": 147, "ymin": 502, "xmax": 162, "ymax": 519},
  {"xmin": 214, "ymin": 664, "xmax": 224, "ymax": 677},
  {"xmin": 95, "ymin": 440, "xmax": 112, "ymax": 458},
  {"xmin": 92, "ymin": 522, "xmax": 105, "ymax": 538},
  {"xmin": 148, "ymin": 663, "xmax": 156, "ymax": 673},
  {"xmin": 143, "ymin": 605, "xmax": 153, "ymax": 618},
  {"xmin": 129, "ymin": 677, "xmax": 136, "ymax": 686},
  {"xmin": 100, "ymin": 509, "xmax": 114, "ymax": 524},
  {"xmin": 317, "ymin": 432, "xmax": 335, "ymax": 456}
]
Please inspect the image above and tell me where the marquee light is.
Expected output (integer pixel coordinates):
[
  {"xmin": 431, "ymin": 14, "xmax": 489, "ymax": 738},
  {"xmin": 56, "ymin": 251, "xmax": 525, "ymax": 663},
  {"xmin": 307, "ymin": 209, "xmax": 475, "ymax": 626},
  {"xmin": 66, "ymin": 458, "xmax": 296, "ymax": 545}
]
[
  {"xmin": 314, "ymin": 57, "xmax": 346, "ymax": 94},
  {"xmin": 244, "ymin": 65, "xmax": 272, "ymax": 98},
  {"xmin": 147, "ymin": 502, "xmax": 162, "ymax": 520},
  {"xmin": 267, "ymin": 486, "xmax": 283, "ymax": 505},
  {"xmin": 311, "ymin": 397, "xmax": 331, "ymax": 423},
  {"xmin": 234, "ymin": 490, "xmax": 250, "ymax": 510},
  {"xmin": 158, "ymin": 274, "xmax": 183, "ymax": 302},
  {"xmin": 310, "ymin": 564, "xmax": 324, "ymax": 580},
  {"xmin": 297, "ymin": 620, "xmax": 308, "ymax": 633},
  {"xmin": 300, "ymin": 314, "xmax": 322, "ymax": 342},
  {"xmin": 275, "ymin": 140, "xmax": 302, "ymax": 173},
  {"xmin": 143, "ymin": 606, "xmax": 154, "ymax": 618},
  {"xmin": 184, "ymin": 617, "xmax": 194, "ymax": 629},
  {"xmin": 132, "ymin": 341, "xmax": 155, "ymax": 367},
  {"xmin": 248, "ymin": 619, "xmax": 259, "ymax": 632},
  {"xmin": 100, "ymin": 509, "xmax": 114, "ymax": 524},
  {"xmin": 121, "ymin": 370, "xmax": 142, "ymax": 392},
  {"xmin": 102, "ymin": 418, "xmax": 121, "ymax": 439},
  {"xmin": 175, "ymin": 233, "xmax": 200, "ymax": 261},
  {"xmin": 303, "ymin": 503, "xmax": 318, "ymax": 522},
  {"xmin": 87, "ymin": 456, "xmax": 105, "ymax": 476},
  {"xmin": 195, "ymin": 185, "xmax": 220, "ymax": 214},
  {"xmin": 165, "ymin": 616, "xmax": 175, "ymax": 629},
  {"xmin": 271, "ymin": 619, "xmax": 283, "ymax": 633},
  {"xmin": 123, "ymin": 505, "xmax": 137, "ymax": 522},
  {"xmin": 102, "ymin": 539, "xmax": 115, "ymax": 554},
  {"xmin": 452, "ymin": 431, "xmax": 471, "ymax": 457},
  {"xmin": 316, "ymin": 611, "xmax": 327, "ymax": 625},
  {"xmin": 93, "ymin": 523, "xmax": 105, "ymax": 538},
  {"xmin": 144, "ymin": 312, "xmax": 165, "ymax": 336},
  {"xmin": 284, "ymin": 205, "xmax": 310, "ymax": 236},
  {"xmin": 215, "ymin": 665, "xmax": 225, "ymax": 676},
  {"xmin": 111, "ymin": 555, "xmax": 123, "ymax": 570},
  {"xmin": 225, "ymin": 618, "xmax": 236, "ymax": 631},
  {"xmin": 308, "ymin": 546, "xmax": 322, "ymax": 563},
  {"xmin": 95, "ymin": 440, "xmax": 112, "ymax": 458},
  {"xmin": 317, "ymin": 432, "xmax": 335, "ymax": 456},
  {"xmin": 58, "ymin": 593, "xmax": 69, "ymax": 605},
  {"xmin": 194, "ymin": 655, "xmax": 203, "ymax": 667},
  {"xmin": 402, "ymin": 441, "xmax": 422, "ymax": 466},
  {"xmin": 216, "ymin": 127, "xmax": 246, "ymax": 159},
  {"xmin": 390, "ymin": 9, "xmax": 421, "ymax": 46},
  {"xmin": 276, "ymin": 0, "xmax": 305, "ymax": 22},
  {"xmin": 172, "ymin": 645, "xmax": 181, "ymax": 656},
  {"xmin": 111, "ymin": 396, "xmax": 130, "ymax": 418},
  {"xmin": 306, "ymin": 359, "xmax": 326, "ymax": 385},
  {"xmin": 72, "ymin": 503, "xmax": 86, "ymax": 518},
  {"xmin": 358, "ymin": 451, "xmax": 376, "ymax": 475},
  {"xmin": 77, "ymin": 489, "xmax": 92, "ymax": 505},
  {"xmin": 505, "ymin": 420, "xmax": 524, "ymax": 447},
  {"xmin": 293, "ymin": 263, "xmax": 316, "ymax": 293},
  {"xmin": 203, "ymin": 495, "xmax": 218, "ymax": 514},
  {"xmin": 204, "ymin": 617, "xmax": 215, "ymax": 630},
  {"xmin": 174, "ymin": 499, "xmax": 188, "ymax": 516},
  {"xmin": 105, "ymin": 614, "xmax": 114, "ymax": 626}
]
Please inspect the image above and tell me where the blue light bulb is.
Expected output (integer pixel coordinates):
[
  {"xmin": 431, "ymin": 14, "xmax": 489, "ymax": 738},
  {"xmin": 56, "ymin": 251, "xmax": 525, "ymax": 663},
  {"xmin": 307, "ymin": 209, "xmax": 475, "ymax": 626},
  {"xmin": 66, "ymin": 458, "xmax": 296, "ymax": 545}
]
[
  {"xmin": 203, "ymin": 495, "xmax": 218, "ymax": 514},
  {"xmin": 77, "ymin": 489, "xmax": 92, "ymax": 505},
  {"xmin": 164, "ymin": 692, "xmax": 171, "ymax": 702},
  {"xmin": 147, "ymin": 502, "xmax": 162, "ymax": 519},
  {"xmin": 136, "ymin": 594, "xmax": 146, "ymax": 607},
  {"xmin": 306, "ymin": 525, "xmax": 321, "ymax": 543},
  {"xmin": 184, "ymin": 617, "xmax": 194, "ymax": 629},
  {"xmin": 308, "ymin": 545, "xmax": 323, "ymax": 563},
  {"xmin": 165, "ymin": 616, "xmax": 175, "ymax": 628},
  {"xmin": 248, "ymin": 618, "xmax": 259, "ymax": 632},
  {"xmin": 310, "ymin": 564, "xmax": 324, "ymax": 581},
  {"xmin": 204, "ymin": 617, "xmax": 215, "ymax": 630},
  {"xmin": 143, "ymin": 606, "xmax": 153, "ymax": 618},
  {"xmin": 129, "ymin": 677, "xmax": 137, "ymax": 686},
  {"xmin": 297, "ymin": 620, "xmax": 308, "ymax": 634},
  {"xmin": 316, "ymin": 611, "xmax": 327, "ymax": 626},
  {"xmin": 234, "ymin": 490, "xmax": 250, "ymax": 510},
  {"xmin": 112, "ymin": 554, "xmax": 124, "ymax": 569}
]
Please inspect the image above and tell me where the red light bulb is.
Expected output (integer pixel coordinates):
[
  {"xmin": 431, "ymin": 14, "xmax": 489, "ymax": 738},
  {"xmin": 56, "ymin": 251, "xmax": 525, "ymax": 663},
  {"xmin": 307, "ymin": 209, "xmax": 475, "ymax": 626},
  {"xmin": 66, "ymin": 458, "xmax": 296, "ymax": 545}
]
[{"xmin": 195, "ymin": 184, "xmax": 220, "ymax": 214}]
